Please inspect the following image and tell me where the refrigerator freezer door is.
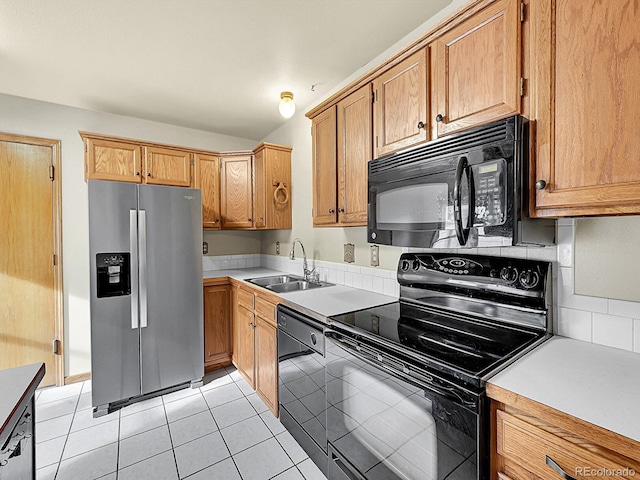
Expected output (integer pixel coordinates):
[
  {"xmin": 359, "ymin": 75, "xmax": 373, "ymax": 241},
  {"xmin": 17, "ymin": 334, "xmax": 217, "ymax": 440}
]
[
  {"xmin": 138, "ymin": 185, "xmax": 204, "ymax": 395},
  {"xmin": 89, "ymin": 181, "xmax": 142, "ymax": 408}
]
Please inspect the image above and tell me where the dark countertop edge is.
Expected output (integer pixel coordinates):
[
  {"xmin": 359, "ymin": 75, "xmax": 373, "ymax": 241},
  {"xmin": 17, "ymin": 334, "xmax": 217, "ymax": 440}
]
[{"xmin": 0, "ymin": 363, "xmax": 45, "ymax": 447}]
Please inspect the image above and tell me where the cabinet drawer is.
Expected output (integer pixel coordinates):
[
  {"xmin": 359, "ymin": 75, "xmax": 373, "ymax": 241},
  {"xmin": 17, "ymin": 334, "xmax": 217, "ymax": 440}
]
[
  {"xmin": 255, "ymin": 297, "xmax": 276, "ymax": 324},
  {"xmin": 496, "ymin": 410, "xmax": 634, "ymax": 480},
  {"xmin": 237, "ymin": 288, "xmax": 255, "ymax": 310}
]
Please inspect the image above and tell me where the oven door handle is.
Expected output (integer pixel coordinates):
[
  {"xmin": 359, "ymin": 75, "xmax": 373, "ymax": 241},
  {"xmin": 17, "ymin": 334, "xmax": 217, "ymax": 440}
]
[
  {"xmin": 325, "ymin": 330, "xmax": 474, "ymax": 409},
  {"xmin": 453, "ymin": 156, "xmax": 473, "ymax": 247}
]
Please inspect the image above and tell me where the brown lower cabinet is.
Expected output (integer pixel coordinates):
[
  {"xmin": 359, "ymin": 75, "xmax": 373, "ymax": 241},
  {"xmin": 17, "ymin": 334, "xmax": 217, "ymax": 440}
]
[
  {"xmin": 488, "ymin": 383, "xmax": 640, "ymax": 480},
  {"xmin": 203, "ymin": 280, "xmax": 232, "ymax": 372},
  {"xmin": 232, "ymin": 282, "xmax": 279, "ymax": 416}
]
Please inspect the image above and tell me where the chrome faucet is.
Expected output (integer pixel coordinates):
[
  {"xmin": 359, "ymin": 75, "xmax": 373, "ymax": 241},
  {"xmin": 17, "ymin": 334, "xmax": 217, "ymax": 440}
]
[{"xmin": 288, "ymin": 238, "xmax": 318, "ymax": 283}]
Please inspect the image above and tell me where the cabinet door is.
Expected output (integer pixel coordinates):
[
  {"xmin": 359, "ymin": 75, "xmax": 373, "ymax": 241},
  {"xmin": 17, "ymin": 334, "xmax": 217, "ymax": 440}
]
[
  {"xmin": 235, "ymin": 304, "xmax": 255, "ymax": 387},
  {"xmin": 196, "ymin": 153, "xmax": 221, "ymax": 229},
  {"xmin": 253, "ymin": 149, "xmax": 267, "ymax": 229},
  {"xmin": 312, "ymin": 106, "xmax": 338, "ymax": 226},
  {"xmin": 433, "ymin": 0, "xmax": 520, "ymax": 138},
  {"xmin": 531, "ymin": 0, "xmax": 640, "ymax": 216},
  {"xmin": 203, "ymin": 285, "xmax": 231, "ymax": 368},
  {"xmin": 144, "ymin": 146, "xmax": 192, "ymax": 187},
  {"xmin": 220, "ymin": 155, "xmax": 254, "ymax": 229},
  {"xmin": 263, "ymin": 146, "xmax": 292, "ymax": 230},
  {"xmin": 85, "ymin": 137, "xmax": 142, "ymax": 183},
  {"xmin": 255, "ymin": 315, "xmax": 278, "ymax": 416},
  {"xmin": 337, "ymin": 83, "xmax": 372, "ymax": 225},
  {"xmin": 373, "ymin": 48, "xmax": 428, "ymax": 157}
]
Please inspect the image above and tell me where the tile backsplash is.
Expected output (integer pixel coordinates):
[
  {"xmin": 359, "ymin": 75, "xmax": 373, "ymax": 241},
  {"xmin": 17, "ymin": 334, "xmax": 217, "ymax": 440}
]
[{"xmin": 205, "ymin": 226, "xmax": 640, "ymax": 355}]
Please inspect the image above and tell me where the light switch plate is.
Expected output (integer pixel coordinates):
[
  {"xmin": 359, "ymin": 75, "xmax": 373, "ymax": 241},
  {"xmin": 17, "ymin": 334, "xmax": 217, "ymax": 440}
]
[
  {"xmin": 344, "ymin": 243, "xmax": 355, "ymax": 263},
  {"xmin": 370, "ymin": 245, "xmax": 379, "ymax": 267}
]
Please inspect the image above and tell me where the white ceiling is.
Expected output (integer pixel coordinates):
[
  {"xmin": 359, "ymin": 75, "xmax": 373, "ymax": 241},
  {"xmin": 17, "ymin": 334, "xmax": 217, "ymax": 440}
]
[{"xmin": 0, "ymin": 0, "xmax": 452, "ymax": 141}]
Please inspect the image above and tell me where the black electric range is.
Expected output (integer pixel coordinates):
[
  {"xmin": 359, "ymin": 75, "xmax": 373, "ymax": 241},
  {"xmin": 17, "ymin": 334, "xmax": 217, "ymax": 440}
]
[{"xmin": 325, "ymin": 253, "xmax": 552, "ymax": 480}]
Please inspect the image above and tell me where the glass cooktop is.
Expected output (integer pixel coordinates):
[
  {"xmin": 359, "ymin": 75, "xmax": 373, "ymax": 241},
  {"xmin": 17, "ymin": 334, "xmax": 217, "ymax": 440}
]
[{"xmin": 329, "ymin": 301, "xmax": 543, "ymax": 380}]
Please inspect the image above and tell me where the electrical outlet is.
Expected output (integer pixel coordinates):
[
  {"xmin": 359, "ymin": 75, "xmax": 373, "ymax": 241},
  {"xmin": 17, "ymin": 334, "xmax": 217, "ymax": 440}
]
[
  {"xmin": 370, "ymin": 245, "xmax": 379, "ymax": 267},
  {"xmin": 203, "ymin": 242, "xmax": 208, "ymax": 255},
  {"xmin": 344, "ymin": 243, "xmax": 355, "ymax": 263},
  {"xmin": 276, "ymin": 241, "xmax": 280, "ymax": 255}
]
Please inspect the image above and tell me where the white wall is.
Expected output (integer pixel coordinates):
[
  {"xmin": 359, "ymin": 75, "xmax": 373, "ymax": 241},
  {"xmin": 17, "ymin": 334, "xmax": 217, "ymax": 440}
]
[{"xmin": 0, "ymin": 92, "xmax": 256, "ymax": 377}]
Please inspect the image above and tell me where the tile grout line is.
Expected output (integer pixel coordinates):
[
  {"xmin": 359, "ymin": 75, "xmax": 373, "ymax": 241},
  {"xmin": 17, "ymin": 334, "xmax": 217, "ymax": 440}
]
[{"xmin": 161, "ymin": 392, "xmax": 181, "ymax": 479}]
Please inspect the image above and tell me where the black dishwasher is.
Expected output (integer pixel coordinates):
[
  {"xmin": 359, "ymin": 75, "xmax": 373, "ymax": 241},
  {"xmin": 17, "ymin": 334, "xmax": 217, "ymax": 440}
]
[{"xmin": 277, "ymin": 305, "xmax": 327, "ymax": 475}]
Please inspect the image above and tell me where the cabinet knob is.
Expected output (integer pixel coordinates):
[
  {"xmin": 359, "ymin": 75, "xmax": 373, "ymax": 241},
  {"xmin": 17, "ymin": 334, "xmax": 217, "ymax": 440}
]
[
  {"xmin": 147, "ymin": 172, "xmax": 151, "ymax": 177},
  {"xmin": 535, "ymin": 180, "xmax": 547, "ymax": 190},
  {"xmin": 214, "ymin": 219, "xmax": 219, "ymax": 223},
  {"xmin": 417, "ymin": 121, "xmax": 425, "ymax": 130},
  {"xmin": 329, "ymin": 209, "xmax": 335, "ymax": 214},
  {"xmin": 436, "ymin": 114, "xmax": 444, "ymax": 123},
  {"xmin": 248, "ymin": 218, "xmax": 252, "ymax": 222},
  {"xmin": 135, "ymin": 172, "xmax": 140, "ymax": 176},
  {"xmin": 338, "ymin": 208, "xmax": 344, "ymax": 213}
]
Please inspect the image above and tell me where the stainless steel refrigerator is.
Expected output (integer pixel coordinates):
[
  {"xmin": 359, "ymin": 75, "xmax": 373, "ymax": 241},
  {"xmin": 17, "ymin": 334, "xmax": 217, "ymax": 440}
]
[{"xmin": 88, "ymin": 180, "xmax": 203, "ymax": 416}]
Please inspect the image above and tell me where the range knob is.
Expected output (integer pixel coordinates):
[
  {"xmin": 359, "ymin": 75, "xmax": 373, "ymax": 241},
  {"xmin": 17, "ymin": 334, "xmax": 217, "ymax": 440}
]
[
  {"xmin": 499, "ymin": 266, "xmax": 518, "ymax": 284},
  {"xmin": 519, "ymin": 269, "xmax": 540, "ymax": 289},
  {"xmin": 412, "ymin": 259, "xmax": 421, "ymax": 271},
  {"xmin": 400, "ymin": 260, "xmax": 411, "ymax": 272}
]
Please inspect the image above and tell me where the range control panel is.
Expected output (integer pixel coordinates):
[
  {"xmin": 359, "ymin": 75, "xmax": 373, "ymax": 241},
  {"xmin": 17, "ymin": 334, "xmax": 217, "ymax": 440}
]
[{"xmin": 397, "ymin": 253, "xmax": 550, "ymax": 296}]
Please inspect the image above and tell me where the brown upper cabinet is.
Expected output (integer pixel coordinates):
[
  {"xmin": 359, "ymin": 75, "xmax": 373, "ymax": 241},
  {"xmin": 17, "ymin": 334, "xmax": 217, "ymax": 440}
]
[
  {"xmin": 83, "ymin": 136, "xmax": 143, "ymax": 183},
  {"xmin": 373, "ymin": 49, "xmax": 428, "ymax": 157},
  {"xmin": 253, "ymin": 143, "xmax": 292, "ymax": 230},
  {"xmin": 312, "ymin": 84, "xmax": 372, "ymax": 227},
  {"xmin": 432, "ymin": 0, "xmax": 522, "ymax": 138},
  {"xmin": 81, "ymin": 132, "xmax": 194, "ymax": 187},
  {"xmin": 195, "ymin": 153, "xmax": 221, "ymax": 229},
  {"xmin": 220, "ymin": 153, "xmax": 254, "ymax": 229},
  {"xmin": 144, "ymin": 146, "xmax": 192, "ymax": 187},
  {"xmin": 530, "ymin": 0, "xmax": 640, "ymax": 217}
]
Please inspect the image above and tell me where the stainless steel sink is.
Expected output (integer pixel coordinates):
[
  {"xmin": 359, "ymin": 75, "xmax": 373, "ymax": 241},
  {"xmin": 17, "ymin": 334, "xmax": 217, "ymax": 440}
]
[{"xmin": 246, "ymin": 275, "xmax": 333, "ymax": 293}]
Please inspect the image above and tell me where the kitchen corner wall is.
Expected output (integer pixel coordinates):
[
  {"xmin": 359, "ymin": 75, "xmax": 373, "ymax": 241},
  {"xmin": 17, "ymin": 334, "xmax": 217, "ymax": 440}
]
[{"xmin": 0, "ymin": 92, "xmax": 257, "ymax": 377}]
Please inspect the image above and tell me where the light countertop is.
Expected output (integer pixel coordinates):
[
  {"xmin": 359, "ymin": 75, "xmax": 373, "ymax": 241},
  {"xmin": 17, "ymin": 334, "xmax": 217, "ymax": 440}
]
[
  {"xmin": 1, "ymin": 363, "xmax": 45, "ymax": 447},
  {"xmin": 203, "ymin": 267, "xmax": 397, "ymax": 322},
  {"xmin": 488, "ymin": 336, "xmax": 640, "ymax": 443}
]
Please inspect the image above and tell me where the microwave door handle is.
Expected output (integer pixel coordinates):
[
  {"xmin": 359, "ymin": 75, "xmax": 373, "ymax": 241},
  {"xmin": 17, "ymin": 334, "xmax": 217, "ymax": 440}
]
[{"xmin": 454, "ymin": 156, "xmax": 470, "ymax": 246}]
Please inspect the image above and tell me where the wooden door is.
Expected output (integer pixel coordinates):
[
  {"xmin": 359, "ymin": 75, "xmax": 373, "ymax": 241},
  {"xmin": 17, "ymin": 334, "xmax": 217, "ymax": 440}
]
[
  {"xmin": 0, "ymin": 134, "xmax": 62, "ymax": 386},
  {"xmin": 433, "ymin": 0, "xmax": 520, "ymax": 138},
  {"xmin": 195, "ymin": 153, "xmax": 221, "ymax": 229},
  {"xmin": 337, "ymin": 83, "xmax": 372, "ymax": 226},
  {"xmin": 253, "ymin": 149, "xmax": 267, "ymax": 229},
  {"xmin": 203, "ymin": 285, "xmax": 231, "ymax": 369},
  {"xmin": 235, "ymin": 305, "xmax": 255, "ymax": 386},
  {"xmin": 312, "ymin": 106, "xmax": 338, "ymax": 226},
  {"xmin": 373, "ymin": 48, "xmax": 428, "ymax": 157},
  {"xmin": 85, "ymin": 137, "xmax": 142, "ymax": 183},
  {"xmin": 220, "ymin": 154, "xmax": 254, "ymax": 229},
  {"xmin": 144, "ymin": 146, "xmax": 191, "ymax": 187},
  {"xmin": 255, "ymin": 315, "xmax": 278, "ymax": 416},
  {"xmin": 531, "ymin": 0, "xmax": 640, "ymax": 217}
]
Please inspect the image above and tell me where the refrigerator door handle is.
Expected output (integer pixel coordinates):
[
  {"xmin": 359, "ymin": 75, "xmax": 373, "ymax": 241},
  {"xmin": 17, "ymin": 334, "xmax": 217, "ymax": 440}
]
[
  {"xmin": 129, "ymin": 209, "xmax": 139, "ymax": 329},
  {"xmin": 139, "ymin": 210, "xmax": 148, "ymax": 328}
]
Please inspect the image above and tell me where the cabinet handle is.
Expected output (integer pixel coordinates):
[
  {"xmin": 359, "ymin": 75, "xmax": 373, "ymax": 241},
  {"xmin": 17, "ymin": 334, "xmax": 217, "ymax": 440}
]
[
  {"xmin": 545, "ymin": 456, "xmax": 578, "ymax": 480},
  {"xmin": 436, "ymin": 114, "xmax": 444, "ymax": 123},
  {"xmin": 135, "ymin": 171, "xmax": 140, "ymax": 176},
  {"xmin": 147, "ymin": 172, "xmax": 152, "ymax": 177},
  {"xmin": 338, "ymin": 208, "xmax": 344, "ymax": 213},
  {"xmin": 248, "ymin": 218, "xmax": 252, "ymax": 222},
  {"xmin": 329, "ymin": 209, "xmax": 335, "ymax": 214},
  {"xmin": 417, "ymin": 121, "xmax": 425, "ymax": 130},
  {"xmin": 535, "ymin": 180, "xmax": 547, "ymax": 190},
  {"xmin": 214, "ymin": 219, "xmax": 219, "ymax": 223},
  {"xmin": 260, "ymin": 217, "xmax": 264, "ymax": 221}
]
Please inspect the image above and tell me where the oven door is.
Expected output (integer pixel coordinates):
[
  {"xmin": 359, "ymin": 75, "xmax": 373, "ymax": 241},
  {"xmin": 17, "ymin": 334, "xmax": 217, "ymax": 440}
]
[{"xmin": 325, "ymin": 329, "xmax": 482, "ymax": 480}]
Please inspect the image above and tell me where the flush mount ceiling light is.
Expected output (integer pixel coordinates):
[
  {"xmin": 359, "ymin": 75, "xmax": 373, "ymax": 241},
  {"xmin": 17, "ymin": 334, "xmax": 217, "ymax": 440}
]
[{"xmin": 279, "ymin": 91, "xmax": 295, "ymax": 119}]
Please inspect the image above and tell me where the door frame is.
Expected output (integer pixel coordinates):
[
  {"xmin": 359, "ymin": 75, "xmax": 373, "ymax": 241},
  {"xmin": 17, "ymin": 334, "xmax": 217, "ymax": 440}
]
[{"xmin": 0, "ymin": 133, "xmax": 64, "ymax": 386}]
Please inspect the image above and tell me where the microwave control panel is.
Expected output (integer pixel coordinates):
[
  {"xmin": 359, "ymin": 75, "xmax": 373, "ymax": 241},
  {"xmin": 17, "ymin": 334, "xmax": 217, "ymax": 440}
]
[{"xmin": 472, "ymin": 159, "xmax": 506, "ymax": 226}]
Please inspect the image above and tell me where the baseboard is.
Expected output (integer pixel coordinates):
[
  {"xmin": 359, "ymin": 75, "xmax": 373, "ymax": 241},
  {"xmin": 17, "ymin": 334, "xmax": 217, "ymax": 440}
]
[{"xmin": 65, "ymin": 372, "xmax": 91, "ymax": 385}]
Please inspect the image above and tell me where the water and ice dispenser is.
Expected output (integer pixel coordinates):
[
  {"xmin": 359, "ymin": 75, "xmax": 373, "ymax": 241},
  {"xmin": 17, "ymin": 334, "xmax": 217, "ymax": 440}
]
[{"xmin": 96, "ymin": 253, "xmax": 131, "ymax": 298}]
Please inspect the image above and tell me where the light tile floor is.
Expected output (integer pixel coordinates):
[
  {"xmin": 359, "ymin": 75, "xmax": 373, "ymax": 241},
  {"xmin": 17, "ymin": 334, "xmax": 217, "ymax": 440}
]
[{"xmin": 34, "ymin": 367, "xmax": 328, "ymax": 480}]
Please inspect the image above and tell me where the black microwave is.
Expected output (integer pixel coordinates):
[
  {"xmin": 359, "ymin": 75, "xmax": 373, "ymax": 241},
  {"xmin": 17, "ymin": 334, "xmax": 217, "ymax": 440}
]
[{"xmin": 368, "ymin": 116, "xmax": 555, "ymax": 248}]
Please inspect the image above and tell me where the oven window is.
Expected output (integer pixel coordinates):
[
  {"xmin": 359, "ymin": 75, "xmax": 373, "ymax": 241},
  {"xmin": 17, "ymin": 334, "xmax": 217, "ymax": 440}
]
[
  {"xmin": 376, "ymin": 183, "xmax": 452, "ymax": 230},
  {"xmin": 326, "ymin": 340, "xmax": 477, "ymax": 480}
]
